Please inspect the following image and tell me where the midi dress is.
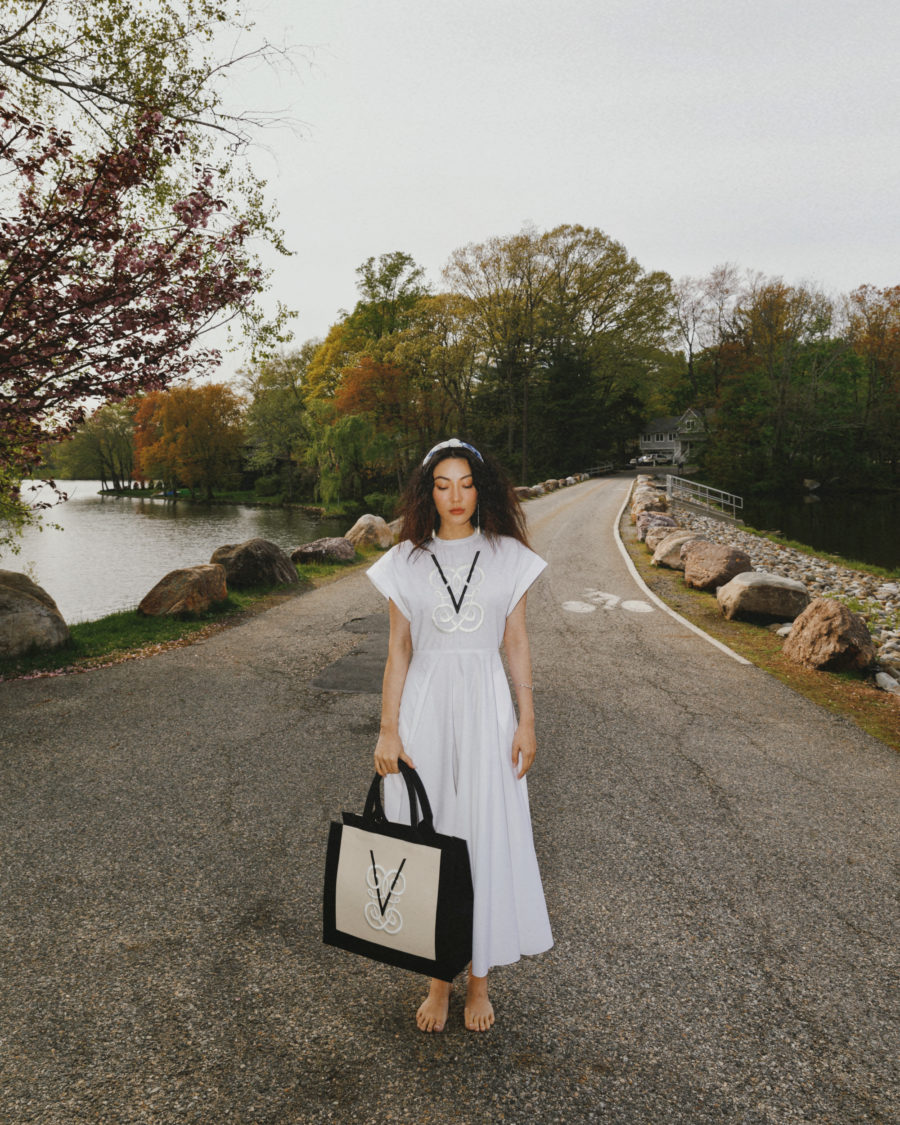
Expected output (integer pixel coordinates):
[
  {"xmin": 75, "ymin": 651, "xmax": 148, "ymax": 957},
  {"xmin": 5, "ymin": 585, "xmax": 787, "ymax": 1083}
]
[{"xmin": 367, "ymin": 529, "xmax": 553, "ymax": 977}]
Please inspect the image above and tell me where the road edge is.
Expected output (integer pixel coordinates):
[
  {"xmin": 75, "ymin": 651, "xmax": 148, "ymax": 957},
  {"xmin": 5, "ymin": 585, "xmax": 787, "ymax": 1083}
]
[{"xmin": 612, "ymin": 484, "xmax": 751, "ymax": 666}]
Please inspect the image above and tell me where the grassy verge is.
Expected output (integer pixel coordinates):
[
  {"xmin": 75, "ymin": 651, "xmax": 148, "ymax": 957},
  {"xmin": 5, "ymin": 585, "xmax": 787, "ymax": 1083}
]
[
  {"xmin": 620, "ymin": 516, "xmax": 900, "ymax": 752},
  {"xmin": 0, "ymin": 554, "xmax": 374, "ymax": 682},
  {"xmin": 727, "ymin": 521, "xmax": 899, "ymax": 580}
]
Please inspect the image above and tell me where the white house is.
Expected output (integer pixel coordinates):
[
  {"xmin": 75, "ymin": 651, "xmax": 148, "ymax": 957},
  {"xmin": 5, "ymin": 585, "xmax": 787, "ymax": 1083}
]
[{"xmin": 637, "ymin": 408, "xmax": 708, "ymax": 465}]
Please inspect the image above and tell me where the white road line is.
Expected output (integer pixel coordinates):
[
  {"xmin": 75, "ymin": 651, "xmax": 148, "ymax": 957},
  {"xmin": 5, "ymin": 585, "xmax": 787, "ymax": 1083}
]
[{"xmin": 612, "ymin": 485, "xmax": 751, "ymax": 666}]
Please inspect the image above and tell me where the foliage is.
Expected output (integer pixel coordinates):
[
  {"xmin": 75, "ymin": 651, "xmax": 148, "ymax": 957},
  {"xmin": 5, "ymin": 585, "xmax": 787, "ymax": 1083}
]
[
  {"xmin": 44, "ymin": 402, "xmax": 137, "ymax": 487},
  {"xmin": 0, "ymin": 1, "xmax": 292, "ymax": 254},
  {"xmin": 0, "ymin": 1, "xmax": 295, "ymax": 547},
  {"xmin": 0, "ymin": 88, "xmax": 263, "ymax": 539},
  {"xmin": 133, "ymin": 382, "xmax": 244, "ymax": 498},
  {"xmin": 348, "ymin": 251, "xmax": 429, "ymax": 340},
  {"xmin": 240, "ymin": 344, "xmax": 317, "ymax": 497},
  {"xmin": 445, "ymin": 223, "xmax": 675, "ymax": 480},
  {"xmin": 669, "ymin": 269, "xmax": 900, "ymax": 492}
]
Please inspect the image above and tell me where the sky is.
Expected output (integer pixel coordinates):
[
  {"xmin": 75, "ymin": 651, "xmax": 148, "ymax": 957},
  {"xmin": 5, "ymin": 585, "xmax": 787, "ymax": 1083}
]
[{"xmin": 220, "ymin": 0, "xmax": 899, "ymax": 360}]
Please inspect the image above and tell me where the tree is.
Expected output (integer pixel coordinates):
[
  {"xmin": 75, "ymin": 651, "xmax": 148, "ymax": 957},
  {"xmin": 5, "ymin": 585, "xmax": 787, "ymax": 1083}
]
[
  {"xmin": 46, "ymin": 401, "xmax": 137, "ymax": 487},
  {"xmin": 0, "ymin": 2, "xmax": 293, "ymax": 214},
  {"xmin": 0, "ymin": 92, "xmax": 260, "ymax": 536},
  {"xmin": 846, "ymin": 284, "xmax": 900, "ymax": 470},
  {"xmin": 445, "ymin": 224, "xmax": 674, "ymax": 479},
  {"xmin": 349, "ymin": 251, "xmax": 429, "ymax": 340},
  {"xmin": 444, "ymin": 226, "xmax": 553, "ymax": 479},
  {"xmin": 133, "ymin": 383, "xmax": 244, "ymax": 499},
  {"xmin": 241, "ymin": 344, "xmax": 316, "ymax": 497}
]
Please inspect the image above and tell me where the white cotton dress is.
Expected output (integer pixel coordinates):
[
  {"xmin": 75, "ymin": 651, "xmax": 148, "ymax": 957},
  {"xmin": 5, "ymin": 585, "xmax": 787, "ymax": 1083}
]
[{"xmin": 366, "ymin": 530, "xmax": 553, "ymax": 977}]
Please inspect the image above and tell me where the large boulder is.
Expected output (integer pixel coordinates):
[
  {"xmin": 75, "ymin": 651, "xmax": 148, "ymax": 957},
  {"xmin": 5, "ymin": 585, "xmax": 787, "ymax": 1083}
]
[
  {"xmin": 0, "ymin": 570, "xmax": 69, "ymax": 658},
  {"xmin": 631, "ymin": 494, "xmax": 668, "ymax": 520},
  {"xmin": 514, "ymin": 486, "xmax": 532, "ymax": 500},
  {"xmin": 783, "ymin": 598, "xmax": 876, "ymax": 671},
  {"xmin": 635, "ymin": 512, "xmax": 677, "ymax": 541},
  {"xmin": 209, "ymin": 538, "xmax": 298, "ymax": 589},
  {"xmin": 138, "ymin": 564, "xmax": 228, "ymax": 617},
  {"xmin": 651, "ymin": 532, "xmax": 706, "ymax": 570},
  {"xmin": 716, "ymin": 571, "xmax": 811, "ymax": 622},
  {"xmin": 645, "ymin": 523, "xmax": 684, "ymax": 552},
  {"xmin": 541, "ymin": 479, "xmax": 559, "ymax": 492},
  {"xmin": 682, "ymin": 542, "xmax": 754, "ymax": 591},
  {"xmin": 344, "ymin": 514, "xmax": 394, "ymax": 550},
  {"xmin": 291, "ymin": 537, "xmax": 356, "ymax": 564}
]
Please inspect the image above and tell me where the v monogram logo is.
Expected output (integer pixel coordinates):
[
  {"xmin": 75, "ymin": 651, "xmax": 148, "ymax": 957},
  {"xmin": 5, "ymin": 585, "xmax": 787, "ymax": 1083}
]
[{"xmin": 370, "ymin": 850, "xmax": 406, "ymax": 916}]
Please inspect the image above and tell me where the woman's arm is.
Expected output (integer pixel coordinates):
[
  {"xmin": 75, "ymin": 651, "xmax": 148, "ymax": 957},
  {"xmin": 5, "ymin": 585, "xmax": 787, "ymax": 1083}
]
[
  {"xmin": 503, "ymin": 593, "xmax": 537, "ymax": 779},
  {"xmin": 374, "ymin": 599, "xmax": 415, "ymax": 776}
]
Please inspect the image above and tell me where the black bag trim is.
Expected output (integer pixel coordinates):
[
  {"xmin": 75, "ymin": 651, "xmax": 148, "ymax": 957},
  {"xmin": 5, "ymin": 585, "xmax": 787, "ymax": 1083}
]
[{"xmin": 323, "ymin": 763, "xmax": 473, "ymax": 982}]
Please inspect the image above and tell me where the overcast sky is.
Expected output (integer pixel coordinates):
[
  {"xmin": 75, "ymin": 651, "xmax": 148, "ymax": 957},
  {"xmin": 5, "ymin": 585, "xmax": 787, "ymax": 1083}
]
[{"xmin": 224, "ymin": 0, "xmax": 899, "ymax": 356}]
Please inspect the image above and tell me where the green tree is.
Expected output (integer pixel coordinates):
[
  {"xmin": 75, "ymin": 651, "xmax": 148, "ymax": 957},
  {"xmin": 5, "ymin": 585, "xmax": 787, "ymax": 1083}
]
[
  {"xmin": 445, "ymin": 224, "xmax": 674, "ymax": 479},
  {"xmin": 46, "ymin": 403, "xmax": 137, "ymax": 487},
  {"xmin": 349, "ymin": 252, "xmax": 430, "ymax": 340},
  {"xmin": 242, "ymin": 344, "xmax": 317, "ymax": 497}
]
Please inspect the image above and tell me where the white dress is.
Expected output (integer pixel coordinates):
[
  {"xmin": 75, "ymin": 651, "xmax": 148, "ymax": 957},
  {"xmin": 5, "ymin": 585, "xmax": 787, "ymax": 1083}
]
[{"xmin": 367, "ymin": 530, "xmax": 553, "ymax": 977}]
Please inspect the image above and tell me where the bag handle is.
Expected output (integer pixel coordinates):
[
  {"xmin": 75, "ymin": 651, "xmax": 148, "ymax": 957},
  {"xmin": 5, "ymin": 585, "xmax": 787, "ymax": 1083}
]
[{"xmin": 363, "ymin": 760, "xmax": 435, "ymax": 838}]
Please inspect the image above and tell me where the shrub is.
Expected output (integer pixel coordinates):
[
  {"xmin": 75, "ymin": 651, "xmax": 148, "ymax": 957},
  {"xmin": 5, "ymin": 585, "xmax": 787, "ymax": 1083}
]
[{"xmin": 363, "ymin": 491, "xmax": 399, "ymax": 518}]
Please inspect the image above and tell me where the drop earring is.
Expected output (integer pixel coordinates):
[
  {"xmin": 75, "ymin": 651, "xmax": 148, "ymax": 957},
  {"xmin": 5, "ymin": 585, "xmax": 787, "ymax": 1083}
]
[{"xmin": 475, "ymin": 503, "xmax": 481, "ymax": 534}]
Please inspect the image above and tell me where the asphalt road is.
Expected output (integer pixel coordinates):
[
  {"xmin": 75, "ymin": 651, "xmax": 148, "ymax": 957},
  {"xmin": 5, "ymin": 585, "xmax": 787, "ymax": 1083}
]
[{"xmin": 1, "ymin": 477, "xmax": 897, "ymax": 1125}]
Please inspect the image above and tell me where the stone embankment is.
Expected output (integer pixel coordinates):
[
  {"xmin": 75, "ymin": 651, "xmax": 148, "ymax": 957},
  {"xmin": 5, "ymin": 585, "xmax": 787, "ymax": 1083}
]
[
  {"xmin": 676, "ymin": 509, "xmax": 900, "ymax": 673},
  {"xmin": 631, "ymin": 473, "xmax": 899, "ymax": 692}
]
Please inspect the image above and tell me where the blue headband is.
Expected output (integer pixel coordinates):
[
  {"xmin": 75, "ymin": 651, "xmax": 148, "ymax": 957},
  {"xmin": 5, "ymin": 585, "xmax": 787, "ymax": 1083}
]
[{"xmin": 422, "ymin": 438, "xmax": 484, "ymax": 467}]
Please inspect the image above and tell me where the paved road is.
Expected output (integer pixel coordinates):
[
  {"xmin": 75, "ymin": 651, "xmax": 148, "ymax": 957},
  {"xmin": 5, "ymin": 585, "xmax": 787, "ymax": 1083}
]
[{"xmin": 1, "ymin": 478, "xmax": 897, "ymax": 1124}]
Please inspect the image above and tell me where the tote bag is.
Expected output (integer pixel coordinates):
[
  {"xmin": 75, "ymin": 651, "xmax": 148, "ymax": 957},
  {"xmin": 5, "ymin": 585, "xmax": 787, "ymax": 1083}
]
[{"xmin": 323, "ymin": 762, "xmax": 473, "ymax": 982}]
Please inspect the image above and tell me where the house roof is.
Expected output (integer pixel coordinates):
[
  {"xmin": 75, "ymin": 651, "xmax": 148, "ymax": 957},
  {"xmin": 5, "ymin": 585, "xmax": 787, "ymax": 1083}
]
[
  {"xmin": 642, "ymin": 408, "xmax": 708, "ymax": 432},
  {"xmin": 642, "ymin": 416, "xmax": 682, "ymax": 431}
]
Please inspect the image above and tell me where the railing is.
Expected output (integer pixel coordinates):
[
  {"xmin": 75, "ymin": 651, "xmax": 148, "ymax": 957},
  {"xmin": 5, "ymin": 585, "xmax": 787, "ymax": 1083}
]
[
  {"xmin": 586, "ymin": 462, "xmax": 614, "ymax": 476},
  {"xmin": 666, "ymin": 474, "xmax": 744, "ymax": 521}
]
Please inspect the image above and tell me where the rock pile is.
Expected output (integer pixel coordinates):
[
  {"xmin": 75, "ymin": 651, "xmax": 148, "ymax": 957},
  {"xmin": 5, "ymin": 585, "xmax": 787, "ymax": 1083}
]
[
  {"xmin": 629, "ymin": 476, "xmax": 900, "ymax": 694},
  {"xmin": 673, "ymin": 509, "xmax": 900, "ymax": 677}
]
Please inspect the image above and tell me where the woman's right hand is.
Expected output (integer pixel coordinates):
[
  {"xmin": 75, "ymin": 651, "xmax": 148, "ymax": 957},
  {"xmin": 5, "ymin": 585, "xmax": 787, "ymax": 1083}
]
[{"xmin": 374, "ymin": 730, "xmax": 414, "ymax": 777}]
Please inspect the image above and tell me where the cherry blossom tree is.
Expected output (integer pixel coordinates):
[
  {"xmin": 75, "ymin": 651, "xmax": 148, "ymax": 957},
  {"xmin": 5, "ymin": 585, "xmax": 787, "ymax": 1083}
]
[{"xmin": 0, "ymin": 89, "xmax": 260, "ymax": 545}]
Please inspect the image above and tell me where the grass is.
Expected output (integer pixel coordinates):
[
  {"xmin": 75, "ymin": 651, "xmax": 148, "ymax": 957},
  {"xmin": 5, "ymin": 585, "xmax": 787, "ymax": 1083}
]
[
  {"xmin": 0, "ymin": 554, "xmax": 373, "ymax": 682},
  {"xmin": 621, "ymin": 517, "xmax": 900, "ymax": 752},
  {"xmin": 730, "ymin": 522, "xmax": 900, "ymax": 580}
]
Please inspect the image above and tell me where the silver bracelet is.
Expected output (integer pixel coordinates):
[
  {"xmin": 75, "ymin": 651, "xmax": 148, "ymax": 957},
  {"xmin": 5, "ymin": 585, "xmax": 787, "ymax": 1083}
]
[{"xmin": 517, "ymin": 682, "xmax": 534, "ymax": 691}]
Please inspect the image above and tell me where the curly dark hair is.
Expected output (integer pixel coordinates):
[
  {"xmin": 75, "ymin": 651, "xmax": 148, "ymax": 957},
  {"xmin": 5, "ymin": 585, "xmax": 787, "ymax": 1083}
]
[{"xmin": 398, "ymin": 440, "xmax": 529, "ymax": 550}]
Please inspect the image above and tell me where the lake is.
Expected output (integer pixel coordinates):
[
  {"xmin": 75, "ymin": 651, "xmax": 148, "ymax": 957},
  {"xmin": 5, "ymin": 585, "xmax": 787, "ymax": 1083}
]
[
  {"xmin": 740, "ymin": 490, "xmax": 900, "ymax": 572},
  {"xmin": 2, "ymin": 482, "xmax": 355, "ymax": 623}
]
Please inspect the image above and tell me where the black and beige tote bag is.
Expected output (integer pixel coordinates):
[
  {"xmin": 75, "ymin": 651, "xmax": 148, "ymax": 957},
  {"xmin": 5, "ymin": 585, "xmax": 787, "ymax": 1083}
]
[{"xmin": 323, "ymin": 761, "xmax": 474, "ymax": 982}]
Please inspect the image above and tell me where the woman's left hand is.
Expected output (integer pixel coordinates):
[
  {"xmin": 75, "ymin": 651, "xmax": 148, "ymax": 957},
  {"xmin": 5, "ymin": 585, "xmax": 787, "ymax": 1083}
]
[{"xmin": 511, "ymin": 720, "xmax": 537, "ymax": 779}]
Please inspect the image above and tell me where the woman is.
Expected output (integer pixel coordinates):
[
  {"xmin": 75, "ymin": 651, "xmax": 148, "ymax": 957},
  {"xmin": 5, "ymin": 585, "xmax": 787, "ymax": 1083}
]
[{"xmin": 366, "ymin": 438, "xmax": 553, "ymax": 1032}]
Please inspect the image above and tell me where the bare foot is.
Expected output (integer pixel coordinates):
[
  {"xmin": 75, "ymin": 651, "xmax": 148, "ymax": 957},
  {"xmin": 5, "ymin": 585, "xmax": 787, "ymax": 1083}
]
[
  {"xmin": 464, "ymin": 974, "xmax": 494, "ymax": 1032},
  {"xmin": 416, "ymin": 978, "xmax": 451, "ymax": 1032}
]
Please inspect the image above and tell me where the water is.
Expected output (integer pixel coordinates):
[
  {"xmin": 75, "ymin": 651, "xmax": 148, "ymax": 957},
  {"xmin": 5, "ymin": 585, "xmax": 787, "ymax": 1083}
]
[
  {"xmin": 2, "ymin": 482, "xmax": 354, "ymax": 623},
  {"xmin": 740, "ymin": 491, "xmax": 900, "ymax": 572}
]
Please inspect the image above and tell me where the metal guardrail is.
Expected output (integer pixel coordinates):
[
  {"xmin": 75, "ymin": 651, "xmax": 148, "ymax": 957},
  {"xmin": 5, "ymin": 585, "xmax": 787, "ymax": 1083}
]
[
  {"xmin": 586, "ymin": 462, "xmax": 614, "ymax": 476},
  {"xmin": 665, "ymin": 474, "xmax": 744, "ymax": 521}
]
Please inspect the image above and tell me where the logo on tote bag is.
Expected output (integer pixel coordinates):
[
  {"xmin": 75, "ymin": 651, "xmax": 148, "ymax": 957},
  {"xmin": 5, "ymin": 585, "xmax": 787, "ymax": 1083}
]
[{"xmin": 365, "ymin": 851, "xmax": 406, "ymax": 934}]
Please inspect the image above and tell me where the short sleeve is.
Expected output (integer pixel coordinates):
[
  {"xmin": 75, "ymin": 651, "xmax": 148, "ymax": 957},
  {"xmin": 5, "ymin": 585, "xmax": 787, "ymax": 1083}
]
[
  {"xmin": 506, "ymin": 541, "xmax": 547, "ymax": 617},
  {"xmin": 366, "ymin": 545, "xmax": 411, "ymax": 620}
]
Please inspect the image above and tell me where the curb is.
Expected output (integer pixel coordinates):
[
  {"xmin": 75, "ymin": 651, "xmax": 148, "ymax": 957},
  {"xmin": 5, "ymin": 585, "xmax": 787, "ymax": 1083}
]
[{"xmin": 613, "ymin": 485, "xmax": 751, "ymax": 667}]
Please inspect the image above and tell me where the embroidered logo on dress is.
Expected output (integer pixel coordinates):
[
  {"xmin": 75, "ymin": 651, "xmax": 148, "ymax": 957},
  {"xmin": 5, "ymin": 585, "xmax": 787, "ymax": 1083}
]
[
  {"xmin": 365, "ymin": 850, "xmax": 406, "ymax": 934},
  {"xmin": 429, "ymin": 561, "xmax": 485, "ymax": 633}
]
